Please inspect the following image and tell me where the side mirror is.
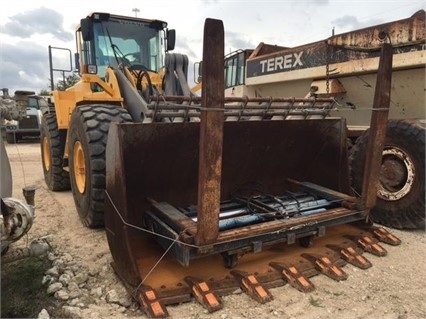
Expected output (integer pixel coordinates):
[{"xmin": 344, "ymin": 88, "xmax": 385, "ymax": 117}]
[
  {"xmin": 197, "ymin": 61, "xmax": 202, "ymax": 83},
  {"xmin": 74, "ymin": 53, "xmax": 80, "ymax": 72},
  {"xmin": 167, "ymin": 29, "xmax": 176, "ymax": 51},
  {"xmin": 80, "ymin": 18, "xmax": 93, "ymax": 41}
]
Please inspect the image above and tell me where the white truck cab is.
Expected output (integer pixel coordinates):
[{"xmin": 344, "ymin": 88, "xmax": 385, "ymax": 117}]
[{"xmin": 3, "ymin": 91, "xmax": 49, "ymax": 144}]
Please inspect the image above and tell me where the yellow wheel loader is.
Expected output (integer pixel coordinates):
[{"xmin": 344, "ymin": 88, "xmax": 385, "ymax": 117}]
[
  {"xmin": 42, "ymin": 12, "xmax": 179, "ymax": 227},
  {"xmin": 43, "ymin": 12, "xmax": 401, "ymax": 317}
]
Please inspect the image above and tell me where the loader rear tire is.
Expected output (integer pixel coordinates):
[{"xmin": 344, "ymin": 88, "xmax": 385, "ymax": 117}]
[
  {"xmin": 350, "ymin": 119, "xmax": 425, "ymax": 229},
  {"xmin": 40, "ymin": 113, "xmax": 70, "ymax": 191},
  {"xmin": 68, "ymin": 104, "xmax": 132, "ymax": 228}
]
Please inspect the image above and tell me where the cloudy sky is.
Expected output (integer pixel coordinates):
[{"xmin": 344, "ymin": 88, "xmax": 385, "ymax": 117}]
[{"xmin": 0, "ymin": 0, "xmax": 424, "ymax": 95}]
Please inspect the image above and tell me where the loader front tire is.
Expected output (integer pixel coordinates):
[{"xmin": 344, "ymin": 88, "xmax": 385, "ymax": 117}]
[
  {"xmin": 68, "ymin": 104, "xmax": 132, "ymax": 228},
  {"xmin": 40, "ymin": 113, "xmax": 70, "ymax": 191},
  {"xmin": 350, "ymin": 119, "xmax": 425, "ymax": 229}
]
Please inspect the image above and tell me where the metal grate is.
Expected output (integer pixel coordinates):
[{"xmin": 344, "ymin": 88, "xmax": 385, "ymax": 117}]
[
  {"xmin": 145, "ymin": 95, "xmax": 336, "ymax": 122},
  {"xmin": 18, "ymin": 115, "xmax": 39, "ymax": 130}
]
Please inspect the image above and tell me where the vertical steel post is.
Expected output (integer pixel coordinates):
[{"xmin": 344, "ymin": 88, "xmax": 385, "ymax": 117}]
[
  {"xmin": 361, "ymin": 43, "xmax": 393, "ymax": 209},
  {"xmin": 196, "ymin": 18, "xmax": 225, "ymax": 245},
  {"xmin": 48, "ymin": 45, "xmax": 54, "ymax": 91}
]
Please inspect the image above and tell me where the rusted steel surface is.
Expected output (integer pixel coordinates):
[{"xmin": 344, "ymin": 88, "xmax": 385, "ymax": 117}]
[
  {"xmin": 361, "ymin": 43, "xmax": 393, "ymax": 209},
  {"xmin": 329, "ymin": 10, "xmax": 425, "ymax": 48},
  {"xmin": 103, "ymin": 117, "xmax": 351, "ymax": 286},
  {"xmin": 184, "ymin": 276, "xmax": 223, "ymax": 312},
  {"xmin": 147, "ymin": 95, "xmax": 336, "ymax": 121},
  {"xmin": 245, "ymin": 10, "xmax": 425, "ymax": 79},
  {"xmin": 102, "ymin": 17, "xmax": 404, "ymax": 316},
  {"xmin": 248, "ymin": 43, "xmax": 288, "ymax": 59},
  {"xmin": 106, "ymin": 118, "xmax": 350, "ymax": 215},
  {"xmin": 301, "ymin": 253, "xmax": 348, "ymax": 281},
  {"xmin": 197, "ymin": 18, "xmax": 225, "ymax": 245},
  {"xmin": 230, "ymin": 269, "xmax": 274, "ymax": 303},
  {"xmin": 269, "ymin": 262, "xmax": 315, "ymax": 292},
  {"xmin": 136, "ymin": 285, "xmax": 169, "ymax": 318},
  {"xmin": 372, "ymin": 227, "xmax": 401, "ymax": 245},
  {"xmin": 133, "ymin": 224, "xmax": 399, "ymax": 306},
  {"xmin": 149, "ymin": 95, "xmax": 335, "ymax": 103},
  {"xmin": 104, "ymin": 123, "xmax": 142, "ymax": 287},
  {"xmin": 326, "ymin": 244, "xmax": 373, "ymax": 269}
]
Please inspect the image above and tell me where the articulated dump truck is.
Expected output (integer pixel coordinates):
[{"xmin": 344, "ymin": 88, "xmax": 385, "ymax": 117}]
[
  {"xmin": 42, "ymin": 12, "xmax": 402, "ymax": 317},
  {"xmin": 222, "ymin": 10, "xmax": 425, "ymax": 230}
]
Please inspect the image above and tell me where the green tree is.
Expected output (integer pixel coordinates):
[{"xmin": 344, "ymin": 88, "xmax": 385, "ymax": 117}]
[
  {"xmin": 39, "ymin": 89, "xmax": 50, "ymax": 96},
  {"xmin": 55, "ymin": 73, "xmax": 80, "ymax": 91}
]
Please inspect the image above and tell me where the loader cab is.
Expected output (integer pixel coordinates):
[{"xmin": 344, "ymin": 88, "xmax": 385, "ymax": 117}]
[{"xmin": 76, "ymin": 12, "xmax": 175, "ymax": 77}]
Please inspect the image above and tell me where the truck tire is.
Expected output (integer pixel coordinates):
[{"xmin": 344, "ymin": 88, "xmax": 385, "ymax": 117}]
[
  {"xmin": 68, "ymin": 104, "xmax": 132, "ymax": 228},
  {"xmin": 5, "ymin": 132, "xmax": 17, "ymax": 144},
  {"xmin": 350, "ymin": 119, "xmax": 425, "ymax": 229},
  {"xmin": 40, "ymin": 113, "xmax": 70, "ymax": 191}
]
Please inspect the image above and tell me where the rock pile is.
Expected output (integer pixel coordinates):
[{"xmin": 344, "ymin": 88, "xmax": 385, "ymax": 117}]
[{"xmin": 38, "ymin": 250, "xmax": 142, "ymax": 318}]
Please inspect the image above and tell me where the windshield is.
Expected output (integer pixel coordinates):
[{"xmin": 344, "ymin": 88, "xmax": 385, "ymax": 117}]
[
  {"xmin": 28, "ymin": 97, "xmax": 40, "ymax": 109},
  {"xmin": 28, "ymin": 97, "xmax": 48, "ymax": 108},
  {"xmin": 225, "ymin": 51, "xmax": 246, "ymax": 89},
  {"xmin": 93, "ymin": 18, "xmax": 163, "ymax": 75}
]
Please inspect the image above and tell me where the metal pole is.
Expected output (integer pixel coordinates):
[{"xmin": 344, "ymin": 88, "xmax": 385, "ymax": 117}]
[
  {"xmin": 132, "ymin": 8, "xmax": 140, "ymax": 17},
  {"xmin": 48, "ymin": 45, "xmax": 54, "ymax": 91}
]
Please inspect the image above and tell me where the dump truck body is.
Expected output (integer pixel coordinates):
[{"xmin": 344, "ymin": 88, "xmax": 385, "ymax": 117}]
[
  {"xmin": 222, "ymin": 10, "xmax": 425, "ymax": 229},
  {"xmin": 227, "ymin": 10, "xmax": 425, "ymax": 128},
  {"xmin": 42, "ymin": 12, "xmax": 402, "ymax": 317}
]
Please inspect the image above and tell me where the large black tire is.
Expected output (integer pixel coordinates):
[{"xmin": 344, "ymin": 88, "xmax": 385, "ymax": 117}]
[
  {"xmin": 40, "ymin": 113, "xmax": 70, "ymax": 191},
  {"xmin": 350, "ymin": 119, "xmax": 425, "ymax": 229},
  {"xmin": 68, "ymin": 104, "xmax": 132, "ymax": 228}
]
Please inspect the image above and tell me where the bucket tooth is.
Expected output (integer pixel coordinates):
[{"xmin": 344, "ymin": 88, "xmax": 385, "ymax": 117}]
[
  {"xmin": 327, "ymin": 244, "xmax": 372, "ymax": 269},
  {"xmin": 136, "ymin": 285, "xmax": 169, "ymax": 318},
  {"xmin": 269, "ymin": 262, "xmax": 315, "ymax": 293},
  {"xmin": 184, "ymin": 276, "xmax": 223, "ymax": 312},
  {"xmin": 372, "ymin": 227, "xmax": 402, "ymax": 246},
  {"xmin": 230, "ymin": 269, "xmax": 273, "ymax": 304},
  {"xmin": 351, "ymin": 235, "xmax": 388, "ymax": 257},
  {"xmin": 301, "ymin": 253, "xmax": 348, "ymax": 281}
]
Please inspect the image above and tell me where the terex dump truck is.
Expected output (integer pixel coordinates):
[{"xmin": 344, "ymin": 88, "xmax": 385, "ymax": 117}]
[
  {"xmin": 222, "ymin": 10, "xmax": 425, "ymax": 230},
  {"xmin": 42, "ymin": 13, "xmax": 401, "ymax": 317}
]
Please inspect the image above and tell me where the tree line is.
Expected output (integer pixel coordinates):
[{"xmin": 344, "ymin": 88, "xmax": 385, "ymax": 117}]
[{"xmin": 39, "ymin": 73, "xmax": 80, "ymax": 96}]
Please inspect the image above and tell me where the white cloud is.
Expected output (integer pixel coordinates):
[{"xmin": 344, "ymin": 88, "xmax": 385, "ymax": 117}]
[{"xmin": 0, "ymin": 0, "xmax": 424, "ymax": 94}]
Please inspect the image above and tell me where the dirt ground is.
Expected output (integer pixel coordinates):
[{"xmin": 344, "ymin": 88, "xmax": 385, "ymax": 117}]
[{"xmin": 3, "ymin": 140, "xmax": 426, "ymax": 319}]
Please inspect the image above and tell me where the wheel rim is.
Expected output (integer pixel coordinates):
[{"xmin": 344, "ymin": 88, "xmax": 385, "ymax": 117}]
[
  {"xmin": 73, "ymin": 141, "xmax": 86, "ymax": 194},
  {"xmin": 377, "ymin": 146, "xmax": 415, "ymax": 201},
  {"xmin": 42, "ymin": 136, "xmax": 51, "ymax": 171}
]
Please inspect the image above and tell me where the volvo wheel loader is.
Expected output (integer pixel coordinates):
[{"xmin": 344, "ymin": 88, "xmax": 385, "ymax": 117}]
[
  {"xmin": 42, "ymin": 12, "xmax": 401, "ymax": 317},
  {"xmin": 219, "ymin": 10, "xmax": 425, "ymax": 230}
]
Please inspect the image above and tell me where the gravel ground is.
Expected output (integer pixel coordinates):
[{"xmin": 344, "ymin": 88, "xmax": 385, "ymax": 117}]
[{"xmin": 3, "ymin": 141, "xmax": 426, "ymax": 319}]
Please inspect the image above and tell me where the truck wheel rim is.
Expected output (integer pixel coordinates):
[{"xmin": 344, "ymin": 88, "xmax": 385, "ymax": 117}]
[
  {"xmin": 377, "ymin": 147, "xmax": 414, "ymax": 201},
  {"xmin": 42, "ymin": 137, "xmax": 51, "ymax": 171},
  {"xmin": 73, "ymin": 141, "xmax": 86, "ymax": 194}
]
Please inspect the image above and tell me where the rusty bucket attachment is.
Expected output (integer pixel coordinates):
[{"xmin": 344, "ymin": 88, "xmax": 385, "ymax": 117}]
[{"xmin": 103, "ymin": 18, "xmax": 400, "ymax": 316}]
